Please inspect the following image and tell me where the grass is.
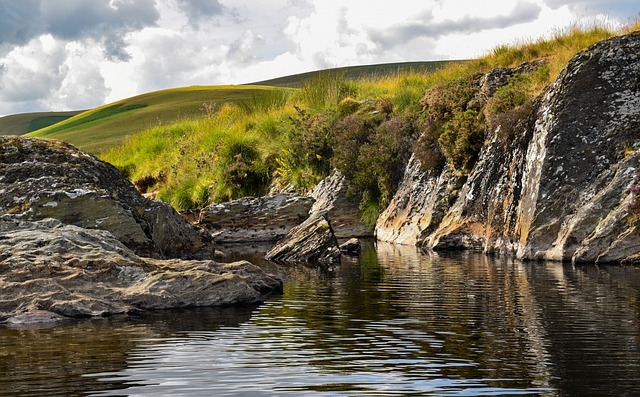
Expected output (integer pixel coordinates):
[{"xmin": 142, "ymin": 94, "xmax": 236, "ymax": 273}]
[
  {"xmin": 0, "ymin": 111, "xmax": 81, "ymax": 136},
  {"xmin": 26, "ymin": 85, "xmax": 287, "ymax": 154}
]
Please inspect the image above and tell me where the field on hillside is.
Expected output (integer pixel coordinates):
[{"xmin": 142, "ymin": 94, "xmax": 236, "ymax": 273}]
[
  {"xmin": 27, "ymin": 85, "xmax": 289, "ymax": 154},
  {"xmin": 0, "ymin": 111, "xmax": 81, "ymax": 136}
]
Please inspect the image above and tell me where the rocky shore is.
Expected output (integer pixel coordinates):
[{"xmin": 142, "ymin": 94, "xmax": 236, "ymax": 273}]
[{"xmin": 0, "ymin": 136, "xmax": 282, "ymax": 325}]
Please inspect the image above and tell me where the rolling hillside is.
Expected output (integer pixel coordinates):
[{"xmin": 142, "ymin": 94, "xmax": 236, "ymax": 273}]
[
  {"xmin": 27, "ymin": 85, "xmax": 289, "ymax": 154},
  {"xmin": 20, "ymin": 61, "xmax": 452, "ymax": 154},
  {"xmin": 250, "ymin": 61, "xmax": 454, "ymax": 87},
  {"xmin": 0, "ymin": 111, "xmax": 82, "ymax": 136}
]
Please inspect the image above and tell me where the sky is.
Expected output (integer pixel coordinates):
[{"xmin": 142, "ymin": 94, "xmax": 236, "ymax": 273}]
[{"xmin": 0, "ymin": 0, "xmax": 637, "ymax": 117}]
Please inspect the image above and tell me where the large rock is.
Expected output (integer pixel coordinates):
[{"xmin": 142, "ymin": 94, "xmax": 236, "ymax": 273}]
[
  {"xmin": 309, "ymin": 170, "xmax": 374, "ymax": 238},
  {"xmin": 265, "ymin": 210, "xmax": 341, "ymax": 266},
  {"xmin": 0, "ymin": 216, "xmax": 282, "ymax": 324},
  {"xmin": 196, "ymin": 194, "xmax": 314, "ymax": 243},
  {"xmin": 0, "ymin": 136, "xmax": 210, "ymax": 259},
  {"xmin": 375, "ymin": 158, "xmax": 462, "ymax": 245},
  {"xmin": 379, "ymin": 32, "xmax": 640, "ymax": 264}
]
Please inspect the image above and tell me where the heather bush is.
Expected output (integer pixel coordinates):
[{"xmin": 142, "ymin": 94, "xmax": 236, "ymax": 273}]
[{"xmin": 414, "ymin": 75, "xmax": 484, "ymax": 173}]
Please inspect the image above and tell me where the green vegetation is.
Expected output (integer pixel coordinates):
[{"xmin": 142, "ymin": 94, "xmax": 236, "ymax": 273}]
[
  {"xmin": 27, "ymin": 85, "xmax": 288, "ymax": 154},
  {"xmin": 102, "ymin": 23, "xmax": 638, "ymax": 216},
  {"xmin": 41, "ymin": 22, "xmax": 640, "ymax": 223},
  {"xmin": 0, "ymin": 111, "xmax": 81, "ymax": 136}
]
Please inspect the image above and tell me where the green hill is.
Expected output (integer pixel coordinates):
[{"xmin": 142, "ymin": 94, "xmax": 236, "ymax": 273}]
[
  {"xmin": 250, "ymin": 61, "xmax": 454, "ymax": 87},
  {"xmin": 27, "ymin": 85, "xmax": 287, "ymax": 154},
  {"xmin": 0, "ymin": 111, "xmax": 82, "ymax": 136},
  {"xmin": 23, "ymin": 61, "xmax": 452, "ymax": 154}
]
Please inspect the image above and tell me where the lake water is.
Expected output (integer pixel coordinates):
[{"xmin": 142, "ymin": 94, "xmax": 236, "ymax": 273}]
[{"xmin": 1, "ymin": 242, "xmax": 639, "ymax": 396}]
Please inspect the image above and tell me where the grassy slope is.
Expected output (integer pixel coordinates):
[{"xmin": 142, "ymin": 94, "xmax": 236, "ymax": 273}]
[
  {"xmin": 27, "ymin": 85, "xmax": 285, "ymax": 154},
  {"xmin": 24, "ymin": 61, "xmax": 450, "ymax": 154},
  {"xmin": 0, "ymin": 111, "xmax": 82, "ymax": 136},
  {"xmin": 250, "ymin": 61, "xmax": 456, "ymax": 87}
]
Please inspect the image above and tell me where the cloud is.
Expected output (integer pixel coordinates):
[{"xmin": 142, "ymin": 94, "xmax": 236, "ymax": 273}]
[
  {"xmin": 368, "ymin": 1, "xmax": 542, "ymax": 50},
  {"xmin": 0, "ymin": 0, "xmax": 42, "ymax": 48},
  {"xmin": 0, "ymin": 0, "xmax": 160, "ymax": 60},
  {"xmin": 542, "ymin": 0, "xmax": 639, "ymax": 19},
  {"xmin": 174, "ymin": 0, "xmax": 230, "ymax": 26},
  {"xmin": 0, "ymin": 35, "xmax": 110, "ymax": 112}
]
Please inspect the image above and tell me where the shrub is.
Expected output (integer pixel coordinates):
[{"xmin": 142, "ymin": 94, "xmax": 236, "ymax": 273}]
[
  {"xmin": 416, "ymin": 75, "xmax": 485, "ymax": 173},
  {"xmin": 437, "ymin": 109, "xmax": 485, "ymax": 171},
  {"xmin": 213, "ymin": 138, "xmax": 271, "ymax": 201}
]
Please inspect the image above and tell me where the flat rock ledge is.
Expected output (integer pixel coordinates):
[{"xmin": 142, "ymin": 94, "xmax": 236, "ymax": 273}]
[
  {"xmin": 0, "ymin": 216, "xmax": 282, "ymax": 325},
  {"xmin": 196, "ymin": 194, "xmax": 314, "ymax": 243},
  {"xmin": 265, "ymin": 210, "xmax": 341, "ymax": 266}
]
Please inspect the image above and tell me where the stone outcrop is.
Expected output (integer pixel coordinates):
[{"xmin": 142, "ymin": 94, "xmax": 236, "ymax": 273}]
[
  {"xmin": 0, "ymin": 136, "xmax": 211, "ymax": 259},
  {"xmin": 265, "ymin": 210, "xmax": 341, "ymax": 266},
  {"xmin": 0, "ymin": 216, "xmax": 282, "ymax": 324},
  {"xmin": 376, "ymin": 31, "xmax": 640, "ymax": 264},
  {"xmin": 196, "ymin": 194, "xmax": 314, "ymax": 243},
  {"xmin": 339, "ymin": 238, "xmax": 362, "ymax": 256},
  {"xmin": 309, "ymin": 170, "xmax": 374, "ymax": 238},
  {"xmin": 375, "ymin": 159, "xmax": 462, "ymax": 245}
]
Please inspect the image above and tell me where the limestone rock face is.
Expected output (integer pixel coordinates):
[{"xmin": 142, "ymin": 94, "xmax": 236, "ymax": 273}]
[
  {"xmin": 375, "ymin": 158, "xmax": 462, "ymax": 245},
  {"xmin": 265, "ymin": 210, "xmax": 341, "ymax": 266},
  {"xmin": 0, "ymin": 136, "xmax": 211, "ymax": 259},
  {"xmin": 380, "ymin": 32, "xmax": 640, "ymax": 264},
  {"xmin": 0, "ymin": 216, "xmax": 282, "ymax": 323},
  {"xmin": 197, "ymin": 194, "xmax": 314, "ymax": 243},
  {"xmin": 309, "ymin": 170, "xmax": 374, "ymax": 238}
]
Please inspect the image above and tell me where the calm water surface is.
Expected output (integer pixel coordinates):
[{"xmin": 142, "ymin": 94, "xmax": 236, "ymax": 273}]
[{"xmin": 1, "ymin": 243, "xmax": 639, "ymax": 396}]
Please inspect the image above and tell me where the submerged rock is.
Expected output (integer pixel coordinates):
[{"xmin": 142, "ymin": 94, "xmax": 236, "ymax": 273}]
[
  {"xmin": 0, "ymin": 216, "xmax": 282, "ymax": 323},
  {"xmin": 197, "ymin": 194, "xmax": 314, "ymax": 243},
  {"xmin": 339, "ymin": 238, "xmax": 362, "ymax": 256},
  {"xmin": 0, "ymin": 136, "xmax": 211, "ymax": 259},
  {"xmin": 265, "ymin": 210, "xmax": 341, "ymax": 266}
]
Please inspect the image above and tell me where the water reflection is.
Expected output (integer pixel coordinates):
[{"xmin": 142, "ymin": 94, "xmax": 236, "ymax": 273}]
[{"xmin": 1, "ymin": 243, "xmax": 638, "ymax": 396}]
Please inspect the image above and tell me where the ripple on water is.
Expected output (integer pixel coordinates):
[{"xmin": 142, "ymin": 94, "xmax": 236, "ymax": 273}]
[{"xmin": 2, "ymin": 248, "xmax": 639, "ymax": 396}]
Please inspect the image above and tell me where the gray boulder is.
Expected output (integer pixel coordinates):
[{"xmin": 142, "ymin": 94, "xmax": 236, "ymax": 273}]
[
  {"xmin": 265, "ymin": 210, "xmax": 341, "ymax": 266},
  {"xmin": 339, "ymin": 238, "xmax": 362, "ymax": 256},
  {"xmin": 0, "ymin": 216, "xmax": 282, "ymax": 323},
  {"xmin": 197, "ymin": 194, "xmax": 314, "ymax": 243},
  {"xmin": 0, "ymin": 136, "xmax": 211, "ymax": 259},
  {"xmin": 309, "ymin": 170, "xmax": 375, "ymax": 238}
]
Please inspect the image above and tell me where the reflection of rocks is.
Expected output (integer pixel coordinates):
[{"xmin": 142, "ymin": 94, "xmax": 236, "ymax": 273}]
[
  {"xmin": 0, "ymin": 216, "xmax": 282, "ymax": 323},
  {"xmin": 265, "ymin": 210, "xmax": 341, "ymax": 266},
  {"xmin": 0, "ymin": 136, "xmax": 211, "ymax": 259},
  {"xmin": 197, "ymin": 194, "xmax": 314, "ymax": 243}
]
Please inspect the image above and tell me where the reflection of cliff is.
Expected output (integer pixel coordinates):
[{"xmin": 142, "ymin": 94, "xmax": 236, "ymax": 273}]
[
  {"xmin": 524, "ymin": 263, "xmax": 640, "ymax": 396},
  {"xmin": 375, "ymin": 244, "xmax": 555, "ymax": 387},
  {"xmin": 0, "ymin": 306, "xmax": 256, "ymax": 395}
]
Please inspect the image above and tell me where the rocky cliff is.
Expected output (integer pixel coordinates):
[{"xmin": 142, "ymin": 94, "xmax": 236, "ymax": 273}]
[{"xmin": 377, "ymin": 31, "xmax": 640, "ymax": 264}]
